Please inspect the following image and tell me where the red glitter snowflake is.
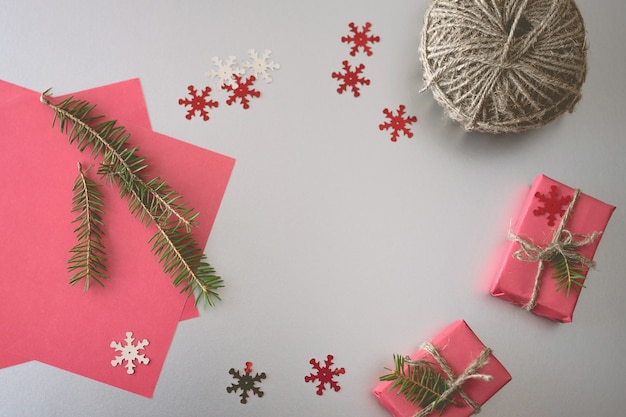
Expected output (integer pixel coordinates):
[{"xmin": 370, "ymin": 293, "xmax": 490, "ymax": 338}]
[
  {"xmin": 304, "ymin": 354, "xmax": 345, "ymax": 395},
  {"xmin": 341, "ymin": 22, "xmax": 380, "ymax": 57},
  {"xmin": 379, "ymin": 105, "xmax": 418, "ymax": 142},
  {"xmin": 178, "ymin": 85, "xmax": 219, "ymax": 121},
  {"xmin": 533, "ymin": 185, "xmax": 573, "ymax": 226},
  {"xmin": 331, "ymin": 60, "xmax": 370, "ymax": 97},
  {"xmin": 222, "ymin": 74, "xmax": 261, "ymax": 109}
]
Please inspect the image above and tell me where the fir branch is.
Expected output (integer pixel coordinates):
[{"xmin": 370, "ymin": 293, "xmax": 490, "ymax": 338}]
[
  {"xmin": 127, "ymin": 182, "xmax": 223, "ymax": 306},
  {"xmin": 379, "ymin": 355, "xmax": 460, "ymax": 412},
  {"xmin": 68, "ymin": 163, "xmax": 108, "ymax": 290},
  {"xmin": 40, "ymin": 90, "xmax": 197, "ymax": 232},
  {"xmin": 550, "ymin": 252, "xmax": 587, "ymax": 295},
  {"xmin": 100, "ymin": 164, "xmax": 199, "ymax": 230},
  {"xmin": 41, "ymin": 89, "xmax": 222, "ymax": 305}
]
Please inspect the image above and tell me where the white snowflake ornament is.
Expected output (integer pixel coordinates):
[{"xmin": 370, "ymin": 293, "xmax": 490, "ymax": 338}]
[
  {"xmin": 241, "ymin": 49, "xmax": 280, "ymax": 83},
  {"xmin": 205, "ymin": 55, "xmax": 245, "ymax": 86},
  {"xmin": 110, "ymin": 331, "xmax": 150, "ymax": 375}
]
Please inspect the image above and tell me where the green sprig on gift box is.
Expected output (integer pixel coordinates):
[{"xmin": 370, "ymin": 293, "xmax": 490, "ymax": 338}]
[
  {"xmin": 379, "ymin": 355, "xmax": 461, "ymax": 413},
  {"xmin": 551, "ymin": 251, "xmax": 588, "ymax": 296}
]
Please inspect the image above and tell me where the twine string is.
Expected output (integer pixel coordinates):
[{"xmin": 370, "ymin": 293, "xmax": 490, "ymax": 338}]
[
  {"xmin": 409, "ymin": 342, "xmax": 493, "ymax": 417},
  {"xmin": 506, "ymin": 0, "xmax": 561, "ymax": 64},
  {"xmin": 499, "ymin": 0, "xmax": 530, "ymax": 66},
  {"xmin": 508, "ymin": 189, "xmax": 601, "ymax": 311},
  {"xmin": 420, "ymin": 0, "xmax": 587, "ymax": 133}
]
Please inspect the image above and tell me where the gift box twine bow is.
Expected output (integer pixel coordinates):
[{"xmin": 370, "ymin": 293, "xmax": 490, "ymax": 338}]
[
  {"xmin": 410, "ymin": 342, "xmax": 493, "ymax": 417},
  {"xmin": 508, "ymin": 189, "xmax": 602, "ymax": 311}
]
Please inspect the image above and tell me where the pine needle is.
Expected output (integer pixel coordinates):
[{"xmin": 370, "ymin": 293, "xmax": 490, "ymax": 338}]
[
  {"xmin": 68, "ymin": 163, "xmax": 108, "ymax": 290},
  {"xmin": 41, "ymin": 89, "xmax": 222, "ymax": 305},
  {"xmin": 41, "ymin": 90, "xmax": 197, "ymax": 232},
  {"xmin": 550, "ymin": 252, "xmax": 587, "ymax": 296},
  {"xmin": 127, "ymin": 182, "xmax": 223, "ymax": 306},
  {"xmin": 379, "ymin": 355, "xmax": 460, "ymax": 412}
]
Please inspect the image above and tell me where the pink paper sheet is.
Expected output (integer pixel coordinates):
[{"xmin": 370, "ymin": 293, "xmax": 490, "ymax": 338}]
[
  {"xmin": 0, "ymin": 79, "xmax": 158, "ymax": 369},
  {"xmin": 0, "ymin": 80, "xmax": 235, "ymax": 396}
]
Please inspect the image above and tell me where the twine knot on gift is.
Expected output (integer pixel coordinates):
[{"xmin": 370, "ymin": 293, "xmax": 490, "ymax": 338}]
[
  {"xmin": 509, "ymin": 189, "xmax": 602, "ymax": 311},
  {"xmin": 420, "ymin": 0, "xmax": 587, "ymax": 134},
  {"xmin": 409, "ymin": 342, "xmax": 493, "ymax": 417}
]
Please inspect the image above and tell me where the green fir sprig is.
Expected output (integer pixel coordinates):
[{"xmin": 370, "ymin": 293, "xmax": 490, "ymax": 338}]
[
  {"xmin": 379, "ymin": 355, "xmax": 460, "ymax": 413},
  {"xmin": 68, "ymin": 163, "xmax": 108, "ymax": 290},
  {"xmin": 550, "ymin": 252, "xmax": 587, "ymax": 296},
  {"xmin": 41, "ymin": 90, "xmax": 223, "ymax": 306}
]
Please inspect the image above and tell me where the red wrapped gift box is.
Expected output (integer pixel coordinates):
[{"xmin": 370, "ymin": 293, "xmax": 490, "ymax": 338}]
[
  {"xmin": 490, "ymin": 174, "xmax": 615, "ymax": 322},
  {"xmin": 374, "ymin": 320, "xmax": 511, "ymax": 417}
]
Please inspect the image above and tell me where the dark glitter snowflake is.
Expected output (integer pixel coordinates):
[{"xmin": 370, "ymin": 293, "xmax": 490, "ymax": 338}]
[
  {"xmin": 304, "ymin": 354, "xmax": 345, "ymax": 395},
  {"xmin": 533, "ymin": 185, "xmax": 573, "ymax": 226},
  {"xmin": 226, "ymin": 362, "xmax": 266, "ymax": 404}
]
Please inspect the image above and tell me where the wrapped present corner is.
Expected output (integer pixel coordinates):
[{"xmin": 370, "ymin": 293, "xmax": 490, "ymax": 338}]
[
  {"xmin": 490, "ymin": 174, "xmax": 615, "ymax": 322},
  {"xmin": 373, "ymin": 320, "xmax": 511, "ymax": 417}
]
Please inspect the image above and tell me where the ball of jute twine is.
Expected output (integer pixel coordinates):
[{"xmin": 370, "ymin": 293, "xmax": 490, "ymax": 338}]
[{"xmin": 420, "ymin": 0, "xmax": 587, "ymax": 134}]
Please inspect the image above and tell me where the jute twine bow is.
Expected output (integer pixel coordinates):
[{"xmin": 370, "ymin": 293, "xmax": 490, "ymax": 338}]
[
  {"xmin": 508, "ymin": 189, "xmax": 601, "ymax": 311},
  {"xmin": 409, "ymin": 342, "xmax": 493, "ymax": 417},
  {"xmin": 420, "ymin": 0, "xmax": 587, "ymax": 134}
]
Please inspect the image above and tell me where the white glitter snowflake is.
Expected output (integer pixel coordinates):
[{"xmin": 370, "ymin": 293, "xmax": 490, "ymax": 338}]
[
  {"xmin": 241, "ymin": 49, "xmax": 280, "ymax": 83},
  {"xmin": 110, "ymin": 331, "xmax": 150, "ymax": 375},
  {"xmin": 205, "ymin": 55, "xmax": 245, "ymax": 86}
]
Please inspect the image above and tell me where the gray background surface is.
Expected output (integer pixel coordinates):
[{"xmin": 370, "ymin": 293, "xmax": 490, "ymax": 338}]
[{"xmin": 1, "ymin": 1, "xmax": 625, "ymax": 416}]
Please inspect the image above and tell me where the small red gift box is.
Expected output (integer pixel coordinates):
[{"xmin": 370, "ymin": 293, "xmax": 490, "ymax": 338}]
[
  {"xmin": 373, "ymin": 320, "xmax": 511, "ymax": 417},
  {"xmin": 490, "ymin": 174, "xmax": 615, "ymax": 322}
]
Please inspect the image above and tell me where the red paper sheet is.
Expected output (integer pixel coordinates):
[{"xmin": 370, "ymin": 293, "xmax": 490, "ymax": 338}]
[
  {"xmin": 0, "ymin": 78, "xmax": 158, "ymax": 369},
  {"xmin": 0, "ymin": 80, "xmax": 235, "ymax": 397}
]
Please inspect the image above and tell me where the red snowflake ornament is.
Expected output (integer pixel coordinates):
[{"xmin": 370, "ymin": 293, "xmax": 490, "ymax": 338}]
[
  {"xmin": 379, "ymin": 105, "xmax": 418, "ymax": 142},
  {"xmin": 533, "ymin": 185, "xmax": 573, "ymax": 226},
  {"xmin": 341, "ymin": 22, "xmax": 380, "ymax": 57},
  {"xmin": 178, "ymin": 85, "xmax": 219, "ymax": 121},
  {"xmin": 222, "ymin": 74, "xmax": 261, "ymax": 109},
  {"xmin": 304, "ymin": 354, "xmax": 345, "ymax": 395},
  {"xmin": 331, "ymin": 60, "xmax": 370, "ymax": 97}
]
